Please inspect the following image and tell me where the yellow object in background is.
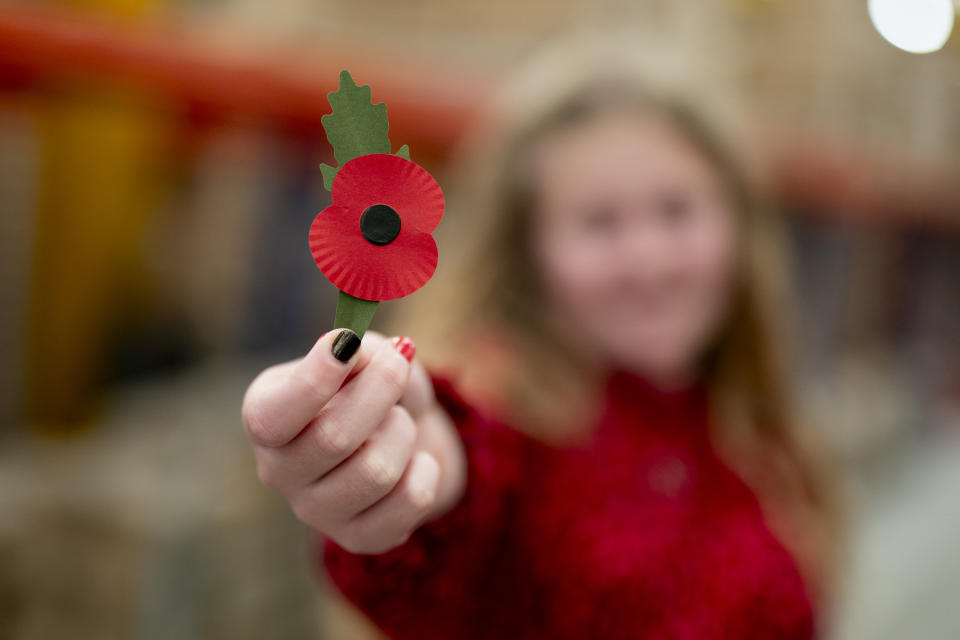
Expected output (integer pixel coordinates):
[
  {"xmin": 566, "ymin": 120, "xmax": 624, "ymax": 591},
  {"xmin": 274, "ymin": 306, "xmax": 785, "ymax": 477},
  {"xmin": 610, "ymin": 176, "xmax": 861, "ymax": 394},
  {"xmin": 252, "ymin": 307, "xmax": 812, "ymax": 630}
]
[
  {"xmin": 17, "ymin": 0, "xmax": 173, "ymax": 429},
  {"xmin": 63, "ymin": 0, "xmax": 163, "ymax": 21},
  {"xmin": 26, "ymin": 88, "xmax": 171, "ymax": 426}
]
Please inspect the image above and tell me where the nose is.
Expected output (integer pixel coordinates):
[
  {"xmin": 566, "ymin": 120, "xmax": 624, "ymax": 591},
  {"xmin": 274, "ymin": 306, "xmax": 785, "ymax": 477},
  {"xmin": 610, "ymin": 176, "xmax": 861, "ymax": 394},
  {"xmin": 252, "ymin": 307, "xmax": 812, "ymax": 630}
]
[{"xmin": 618, "ymin": 217, "xmax": 675, "ymax": 284}]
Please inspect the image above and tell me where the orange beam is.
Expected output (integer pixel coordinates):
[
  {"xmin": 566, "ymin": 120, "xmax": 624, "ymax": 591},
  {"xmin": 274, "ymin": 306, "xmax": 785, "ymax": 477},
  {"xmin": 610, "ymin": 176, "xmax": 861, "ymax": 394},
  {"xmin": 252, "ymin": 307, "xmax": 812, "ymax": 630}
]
[
  {"xmin": 0, "ymin": 6, "xmax": 487, "ymax": 153},
  {"xmin": 0, "ymin": 5, "xmax": 957, "ymax": 230},
  {"xmin": 769, "ymin": 136, "xmax": 960, "ymax": 233}
]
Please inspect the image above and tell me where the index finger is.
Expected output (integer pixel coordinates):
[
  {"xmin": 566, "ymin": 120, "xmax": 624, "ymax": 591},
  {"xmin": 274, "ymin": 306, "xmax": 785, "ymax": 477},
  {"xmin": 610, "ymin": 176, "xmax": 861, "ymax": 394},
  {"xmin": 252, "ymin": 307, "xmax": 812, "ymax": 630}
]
[{"xmin": 242, "ymin": 328, "xmax": 366, "ymax": 448}]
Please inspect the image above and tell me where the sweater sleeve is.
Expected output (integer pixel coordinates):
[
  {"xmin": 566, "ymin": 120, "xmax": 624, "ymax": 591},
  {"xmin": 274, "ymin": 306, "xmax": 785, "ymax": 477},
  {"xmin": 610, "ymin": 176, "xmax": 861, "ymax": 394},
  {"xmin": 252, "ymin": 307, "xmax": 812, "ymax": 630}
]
[{"xmin": 315, "ymin": 372, "xmax": 527, "ymax": 639}]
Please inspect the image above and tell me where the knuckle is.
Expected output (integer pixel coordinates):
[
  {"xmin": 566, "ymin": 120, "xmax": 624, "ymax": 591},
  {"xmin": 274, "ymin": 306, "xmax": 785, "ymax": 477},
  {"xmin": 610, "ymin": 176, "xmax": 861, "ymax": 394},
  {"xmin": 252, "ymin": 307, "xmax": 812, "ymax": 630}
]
[
  {"xmin": 386, "ymin": 406, "xmax": 416, "ymax": 446},
  {"xmin": 376, "ymin": 356, "xmax": 408, "ymax": 398},
  {"xmin": 242, "ymin": 403, "xmax": 284, "ymax": 447},
  {"xmin": 358, "ymin": 451, "xmax": 403, "ymax": 493},
  {"xmin": 255, "ymin": 459, "xmax": 281, "ymax": 489},
  {"xmin": 289, "ymin": 494, "xmax": 315, "ymax": 526},
  {"xmin": 312, "ymin": 412, "xmax": 354, "ymax": 457},
  {"xmin": 322, "ymin": 521, "xmax": 348, "ymax": 546}
]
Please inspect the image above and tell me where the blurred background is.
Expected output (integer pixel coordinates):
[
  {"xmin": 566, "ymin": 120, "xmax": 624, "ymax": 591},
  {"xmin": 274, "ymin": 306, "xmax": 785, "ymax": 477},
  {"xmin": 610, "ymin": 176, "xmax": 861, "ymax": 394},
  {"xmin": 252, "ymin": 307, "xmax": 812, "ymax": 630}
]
[{"xmin": 0, "ymin": 0, "xmax": 958, "ymax": 638}]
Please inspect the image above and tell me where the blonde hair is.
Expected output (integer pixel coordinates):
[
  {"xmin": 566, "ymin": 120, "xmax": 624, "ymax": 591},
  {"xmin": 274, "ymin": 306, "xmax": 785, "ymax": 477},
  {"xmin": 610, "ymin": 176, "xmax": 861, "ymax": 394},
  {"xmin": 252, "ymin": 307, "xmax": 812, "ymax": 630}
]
[{"xmin": 393, "ymin": 36, "xmax": 842, "ymax": 605}]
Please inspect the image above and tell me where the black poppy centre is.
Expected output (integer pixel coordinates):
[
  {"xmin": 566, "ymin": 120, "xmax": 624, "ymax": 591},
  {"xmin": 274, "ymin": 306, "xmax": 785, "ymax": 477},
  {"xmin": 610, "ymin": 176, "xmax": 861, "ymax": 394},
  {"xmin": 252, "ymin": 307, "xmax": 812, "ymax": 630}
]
[{"xmin": 360, "ymin": 204, "xmax": 402, "ymax": 246}]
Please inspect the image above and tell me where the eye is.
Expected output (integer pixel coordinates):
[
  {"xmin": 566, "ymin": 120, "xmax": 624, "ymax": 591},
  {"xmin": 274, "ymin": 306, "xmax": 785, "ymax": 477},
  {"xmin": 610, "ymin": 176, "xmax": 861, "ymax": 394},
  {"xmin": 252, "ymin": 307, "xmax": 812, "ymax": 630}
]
[
  {"xmin": 578, "ymin": 205, "xmax": 620, "ymax": 234},
  {"xmin": 659, "ymin": 191, "xmax": 696, "ymax": 224}
]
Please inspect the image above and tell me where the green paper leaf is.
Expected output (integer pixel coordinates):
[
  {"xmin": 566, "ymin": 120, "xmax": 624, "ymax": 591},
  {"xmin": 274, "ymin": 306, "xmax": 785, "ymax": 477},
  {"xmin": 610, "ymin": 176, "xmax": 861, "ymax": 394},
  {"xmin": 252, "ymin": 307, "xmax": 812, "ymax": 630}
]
[
  {"xmin": 333, "ymin": 290, "xmax": 379, "ymax": 338},
  {"xmin": 318, "ymin": 71, "xmax": 411, "ymax": 192},
  {"xmin": 322, "ymin": 70, "xmax": 391, "ymax": 167},
  {"xmin": 319, "ymin": 163, "xmax": 338, "ymax": 192}
]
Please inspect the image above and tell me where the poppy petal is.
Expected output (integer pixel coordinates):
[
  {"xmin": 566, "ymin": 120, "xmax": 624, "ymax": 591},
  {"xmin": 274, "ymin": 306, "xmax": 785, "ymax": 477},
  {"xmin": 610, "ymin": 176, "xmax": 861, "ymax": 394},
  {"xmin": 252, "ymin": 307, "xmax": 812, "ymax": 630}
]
[
  {"xmin": 332, "ymin": 154, "xmax": 444, "ymax": 234},
  {"xmin": 310, "ymin": 205, "xmax": 438, "ymax": 301}
]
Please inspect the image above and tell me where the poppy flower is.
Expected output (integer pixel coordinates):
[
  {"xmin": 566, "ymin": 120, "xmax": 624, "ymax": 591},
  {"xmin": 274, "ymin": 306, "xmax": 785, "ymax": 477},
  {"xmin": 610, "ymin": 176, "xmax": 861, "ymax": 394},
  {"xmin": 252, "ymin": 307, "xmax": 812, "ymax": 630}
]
[{"xmin": 309, "ymin": 153, "xmax": 445, "ymax": 301}]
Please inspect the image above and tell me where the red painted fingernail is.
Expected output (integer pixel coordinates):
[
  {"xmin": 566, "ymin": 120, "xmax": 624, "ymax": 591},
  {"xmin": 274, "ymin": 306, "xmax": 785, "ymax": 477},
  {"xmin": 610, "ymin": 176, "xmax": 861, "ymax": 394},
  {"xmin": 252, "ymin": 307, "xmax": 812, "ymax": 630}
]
[{"xmin": 391, "ymin": 336, "xmax": 416, "ymax": 362}]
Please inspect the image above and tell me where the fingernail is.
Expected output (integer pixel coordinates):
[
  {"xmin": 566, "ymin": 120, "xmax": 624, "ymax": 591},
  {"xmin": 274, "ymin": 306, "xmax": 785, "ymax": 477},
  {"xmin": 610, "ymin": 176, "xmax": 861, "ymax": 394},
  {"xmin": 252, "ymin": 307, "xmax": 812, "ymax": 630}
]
[
  {"xmin": 331, "ymin": 329, "xmax": 361, "ymax": 362},
  {"xmin": 391, "ymin": 336, "xmax": 416, "ymax": 362}
]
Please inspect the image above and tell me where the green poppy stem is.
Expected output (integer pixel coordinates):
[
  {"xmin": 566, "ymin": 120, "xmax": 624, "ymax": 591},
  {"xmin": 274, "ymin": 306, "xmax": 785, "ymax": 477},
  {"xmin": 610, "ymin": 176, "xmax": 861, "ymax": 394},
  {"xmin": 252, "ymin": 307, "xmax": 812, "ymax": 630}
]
[{"xmin": 333, "ymin": 290, "xmax": 379, "ymax": 338}]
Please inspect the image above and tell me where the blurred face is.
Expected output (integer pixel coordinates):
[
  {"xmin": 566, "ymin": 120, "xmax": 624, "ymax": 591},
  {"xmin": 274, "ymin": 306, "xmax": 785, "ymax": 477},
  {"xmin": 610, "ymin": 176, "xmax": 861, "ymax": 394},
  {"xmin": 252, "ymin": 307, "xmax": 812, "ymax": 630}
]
[{"xmin": 530, "ymin": 111, "xmax": 738, "ymax": 387}]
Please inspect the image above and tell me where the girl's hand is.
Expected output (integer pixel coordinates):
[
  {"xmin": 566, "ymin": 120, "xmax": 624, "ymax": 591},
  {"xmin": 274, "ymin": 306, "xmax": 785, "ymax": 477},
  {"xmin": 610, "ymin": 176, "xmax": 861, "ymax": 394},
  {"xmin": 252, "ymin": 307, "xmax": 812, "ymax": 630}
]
[{"xmin": 241, "ymin": 330, "xmax": 466, "ymax": 554}]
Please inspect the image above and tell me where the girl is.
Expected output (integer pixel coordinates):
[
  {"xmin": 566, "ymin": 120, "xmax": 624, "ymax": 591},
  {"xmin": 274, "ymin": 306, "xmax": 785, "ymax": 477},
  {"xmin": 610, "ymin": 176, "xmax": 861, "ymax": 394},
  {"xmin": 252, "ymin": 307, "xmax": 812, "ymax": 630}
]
[{"xmin": 242, "ymin": 43, "xmax": 838, "ymax": 639}]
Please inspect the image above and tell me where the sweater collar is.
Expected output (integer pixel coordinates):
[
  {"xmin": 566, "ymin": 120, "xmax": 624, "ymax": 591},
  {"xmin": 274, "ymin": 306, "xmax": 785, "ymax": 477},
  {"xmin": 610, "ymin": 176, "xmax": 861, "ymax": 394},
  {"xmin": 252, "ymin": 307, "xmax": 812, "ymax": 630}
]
[{"xmin": 602, "ymin": 368, "xmax": 709, "ymax": 432}]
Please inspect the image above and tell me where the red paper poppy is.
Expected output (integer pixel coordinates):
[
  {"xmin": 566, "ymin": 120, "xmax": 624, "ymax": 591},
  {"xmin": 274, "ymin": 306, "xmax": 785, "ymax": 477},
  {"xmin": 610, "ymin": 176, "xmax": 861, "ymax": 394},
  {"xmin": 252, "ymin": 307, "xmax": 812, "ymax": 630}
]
[{"xmin": 309, "ymin": 153, "xmax": 445, "ymax": 301}]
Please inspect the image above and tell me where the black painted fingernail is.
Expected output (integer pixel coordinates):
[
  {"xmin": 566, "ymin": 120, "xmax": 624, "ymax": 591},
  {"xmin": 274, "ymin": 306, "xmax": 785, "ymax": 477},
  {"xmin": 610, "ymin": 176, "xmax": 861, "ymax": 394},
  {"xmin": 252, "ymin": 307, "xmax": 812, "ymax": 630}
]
[{"xmin": 331, "ymin": 329, "xmax": 361, "ymax": 362}]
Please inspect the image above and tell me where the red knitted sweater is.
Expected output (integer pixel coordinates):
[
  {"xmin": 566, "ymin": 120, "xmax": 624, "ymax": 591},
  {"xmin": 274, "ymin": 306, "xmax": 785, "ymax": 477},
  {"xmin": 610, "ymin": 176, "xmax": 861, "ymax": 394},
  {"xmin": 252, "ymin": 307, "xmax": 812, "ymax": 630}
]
[{"xmin": 318, "ymin": 370, "xmax": 815, "ymax": 639}]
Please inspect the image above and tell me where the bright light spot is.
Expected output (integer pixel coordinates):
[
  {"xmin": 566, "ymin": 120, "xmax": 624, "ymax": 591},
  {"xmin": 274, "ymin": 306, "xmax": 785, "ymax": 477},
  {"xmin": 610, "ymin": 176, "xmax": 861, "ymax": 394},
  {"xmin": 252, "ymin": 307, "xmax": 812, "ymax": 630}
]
[{"xmin": 868, "ymin": 0, "xmax": 955, "ymax": 53}]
